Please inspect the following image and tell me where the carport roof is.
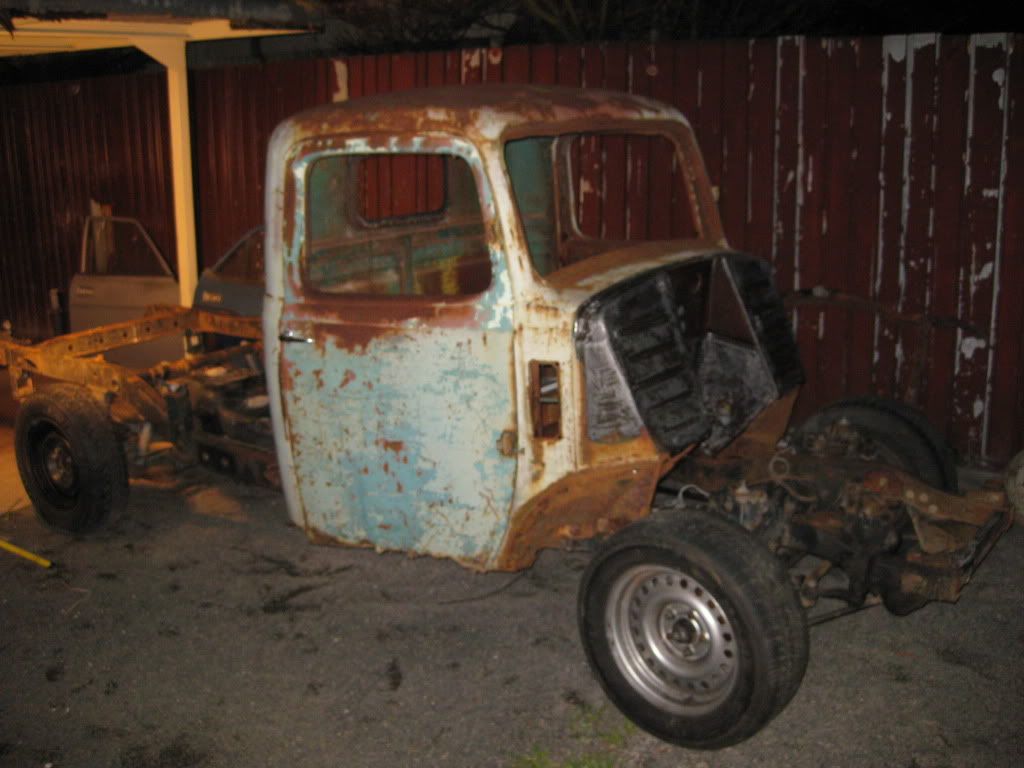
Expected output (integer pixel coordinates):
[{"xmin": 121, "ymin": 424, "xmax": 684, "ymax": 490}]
[
  {"xmin": 0, "ymin": 14, "xmax": 308, "ymax": 58},
  {"xmin": 0, "ymin": 1, "xmax": 314, "ymax": 307}
]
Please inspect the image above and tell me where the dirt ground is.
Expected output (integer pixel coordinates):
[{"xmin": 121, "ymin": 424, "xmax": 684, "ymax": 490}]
[{"xmin": 1, "ymin": 424, "xmax": 1021, "ymax": 768}]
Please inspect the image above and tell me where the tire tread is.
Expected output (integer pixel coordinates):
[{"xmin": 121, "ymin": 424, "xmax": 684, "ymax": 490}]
[
  {"xmin": 579, "ymin": 507, "xmax": 809, "ymax": 748},
  {"xmin": 14, "ymin": 383, "xmax": 127, "ymax": 533}
]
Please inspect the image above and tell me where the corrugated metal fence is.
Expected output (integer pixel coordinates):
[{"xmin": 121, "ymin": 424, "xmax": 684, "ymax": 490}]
[
  {"xmin": 0, "ymin": 71, "xmax": 176, "ymax": 339},
  {"xmin": 191, "ymin": 58, "xmax": 336, "ymax": 267},
  {"xmin": 1, "ymin": 35, "xmax": 1021, "ymax": 465},
  {"xmin": 333, "ymin": 37, "xmax": 1023, "ymax": 465}
]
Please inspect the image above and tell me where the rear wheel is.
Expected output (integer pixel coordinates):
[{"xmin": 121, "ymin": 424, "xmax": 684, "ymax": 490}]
[
  {"xmin": 15, "ymin": 384, "xmax": 127, "ymax": 533},
  {"xmin": 578, "ymin": 508, "xmax": 808, "ymax": 749},
  {"xmin": 1006, "ymin": 450, "xmax": 1024, "ymax": 517},
  {"xmin": 795, "ymin": 396, "xmax": 958, "ymax": 491}
]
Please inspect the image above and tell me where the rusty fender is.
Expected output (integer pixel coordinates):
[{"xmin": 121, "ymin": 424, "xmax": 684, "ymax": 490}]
[{"xmin": 496, "ymin": 459, "xmax": 665, "ymax": 571}]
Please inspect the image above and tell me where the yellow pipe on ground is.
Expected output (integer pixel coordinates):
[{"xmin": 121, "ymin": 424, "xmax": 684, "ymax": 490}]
[{"xmin": 0, "ymin": 538, "xmax": 52, "ymax": 568}]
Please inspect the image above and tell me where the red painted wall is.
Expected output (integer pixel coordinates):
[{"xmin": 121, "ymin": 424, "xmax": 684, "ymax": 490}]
[
  {"xmin": 1, "ymin": 35, "xmax": 1020, "ymax": 465},
  {"xmin": 324, "ymin": 38, "xmax": 1022, "ymax": 465},
  {"xmin": 0, "ymin": 71, "xmax": 176, "ymax": 340}
]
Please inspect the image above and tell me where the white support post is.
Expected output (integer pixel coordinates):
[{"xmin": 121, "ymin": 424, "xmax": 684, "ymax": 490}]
[
  {"xmin": 5, "ymin": 21, "xmax": 304, "ymax": 307},
  {"xmin": 133, "ymin": 39, "xmax": 198, "ymax": 307}
]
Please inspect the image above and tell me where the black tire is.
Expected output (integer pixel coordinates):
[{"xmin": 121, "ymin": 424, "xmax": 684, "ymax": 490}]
[
  {"xmin": 14, "ymin": 383, "xmax": 127, "ymax": 533},
  {"xmin": 578, "ymin": 508, "xmax": 808, "ymax": 749},
  {"xmin": 1007, "ymin": 450, "xmax": 1024, "ymax": 516},
  {"xmin": 795, "ymin": 396, "xmax": 958, "ymax": 492}
]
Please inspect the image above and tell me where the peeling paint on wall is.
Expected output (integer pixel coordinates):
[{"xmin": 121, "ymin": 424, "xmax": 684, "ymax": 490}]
[
  {"xmin": 960, "ymin": 336, "xmax": 987, "ymax": 361},
  {"xmin": 7, "ymin": 34, "xmax": 1015, "ymax": 465},
  {"xmin": 325, "ymin": 39, "xmax": 1012, "ymax": 469},
  {"xmin": 332, "ymin": 60, "xmax": 349, "ymax": 102}
]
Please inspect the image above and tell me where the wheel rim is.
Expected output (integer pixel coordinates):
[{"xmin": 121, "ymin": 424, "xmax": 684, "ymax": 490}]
[
  {"xmin": 605, "ymin": 564, "xmax": 739, "ymax": 715},
  {"xmin": 27, "ymin": 420, "xmax": 79, "ymax": 508}
]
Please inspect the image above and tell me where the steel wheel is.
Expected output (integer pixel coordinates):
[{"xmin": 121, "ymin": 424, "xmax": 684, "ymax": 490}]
[
  {"xmin": 606, "ymin": 565, "xmax": 738, "ymax": 715},
  {"xmin": 15, "ymin": 384, "xmax": 127, "ymax": 533},
  {"xmin": 25, "ymin": 422, "xmax": 80, "ymax": 509},
  {"xmin": 579, "ymin": 509, "xmax": 808, "ymax": 749}
]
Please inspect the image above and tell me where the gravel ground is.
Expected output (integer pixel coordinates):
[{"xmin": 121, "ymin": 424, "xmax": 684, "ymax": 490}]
[{"xmin": 0, "ymin": 425, "xmax": 1021, "ymax": 768}]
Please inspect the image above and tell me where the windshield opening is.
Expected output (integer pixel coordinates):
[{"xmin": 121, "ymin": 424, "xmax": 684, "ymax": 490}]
[{"xmin": 505, "ymin": 132, "xmax": 702, "ymax": 279}]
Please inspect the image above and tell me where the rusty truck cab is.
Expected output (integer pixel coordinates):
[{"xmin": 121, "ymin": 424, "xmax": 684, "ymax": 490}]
[
  {"xmin": 263, "ymin": 85, "xmax": 766, "ymax": 570},
  {"xmin": 8, "ymin": 83, "xmax": 1011, "ymax": 751}
]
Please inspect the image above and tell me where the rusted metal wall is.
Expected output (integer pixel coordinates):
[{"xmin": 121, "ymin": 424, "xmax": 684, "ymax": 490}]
[
  {"xmin": 323, "ymin": 37, "xmax": 1021, "ymax": 466},
  {"xmin": 0, "ymin": 71, "xmax": 176, "ymax": 340}
]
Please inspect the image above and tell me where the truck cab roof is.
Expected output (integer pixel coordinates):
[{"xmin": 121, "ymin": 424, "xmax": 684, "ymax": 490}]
[{"xmin": 274, "ymin": 83, "xmax": 691, "ymax": 145}]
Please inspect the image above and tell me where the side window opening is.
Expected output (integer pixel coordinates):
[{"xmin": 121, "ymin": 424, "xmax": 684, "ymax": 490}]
[
  {"xmin": 83, "ymin": 217, "xmax": 173, "ymax": 278},
  {"xmin": 306, "ymin": 152, "xmax": 492, "ymax": 297},
  {"xmin": 505, "ymin": 137, "xmax": 557, "ymax": 276},
  {"xmin": 505, "ymin": 132, "xmax": 702, "ymax": 279}
]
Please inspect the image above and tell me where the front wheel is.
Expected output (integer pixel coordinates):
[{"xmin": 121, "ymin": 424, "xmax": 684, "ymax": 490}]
[{"xmin": 578, "ymin": 508, "xmax": 808, "ymax": 749}]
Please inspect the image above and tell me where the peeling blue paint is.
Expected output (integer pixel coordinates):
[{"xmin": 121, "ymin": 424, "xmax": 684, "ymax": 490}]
[
  {"xmin": 283, "ymin": 325, "xmax": 516, "ymax": 562},
  {"xmin": 278, "ymin": 138, "xmax": 517, "ymax": 564}
]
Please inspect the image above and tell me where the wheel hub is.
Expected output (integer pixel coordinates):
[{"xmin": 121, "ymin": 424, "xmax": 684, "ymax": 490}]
[
  {"xmin": 605, "ymin": 565, "xmax": 739, "ymax": 716},
  {"xmin": 661, "ymin": 607, "xmax": 710, "ymax": 659},
  {"xmin": 28, "ymin": 423, "xmax": 79, "ymax": 505},
  {"xmin": 45, "ymin": 438, "xmax": 75, "ymax": 490}
]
